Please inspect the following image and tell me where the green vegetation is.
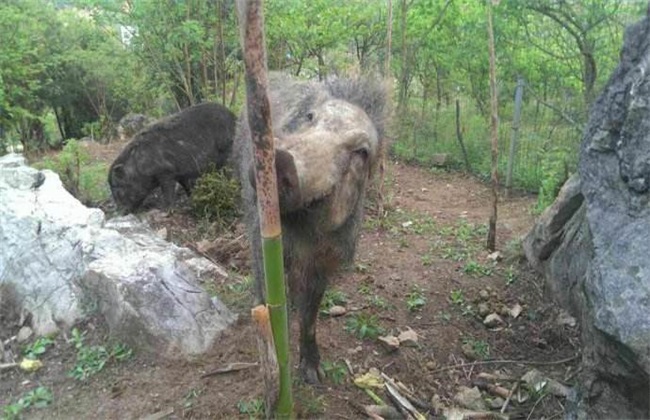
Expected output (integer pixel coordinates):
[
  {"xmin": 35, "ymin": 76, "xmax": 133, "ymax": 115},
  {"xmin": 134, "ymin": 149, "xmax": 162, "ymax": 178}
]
[
  {"xmin": 2, "ymin": 386, "xmax": 53, "ymax": 420},
  {"xmin": 68, "ymin": 328, "xmax": 132, "ymax": 381},
  {"xmin": 320, "ymin": 288, "xmax": 348, "ymax": 312},
  {"xmin": 190, "ymin": 167, "xmax": 240, "ymax": 229},
  {"xmin": 406, "ymin": 286, "xmax": 427, "ymax": 312},
  {"xmin": 345, "ymin": 313, "xmax": 385, "ymax": 340},
  {"xmin": 450, "ymin": 289, "xmax": 465, "ymax": 306},
  {"xmin": 462, "ymin": 337, "xmax": 491, "ymax": 360},
  {"xmin": 237, "ymin": 398, "xmax": 265, "ymax": 419},
  {"xmin": 463, "ymin": 260, "xmax": 494, "ymax": 278},
  {"xmin": 22, "ymin": 337, "xmax": 55, "ymax": 360},
  {"xmin": 321, "ymin": 360, "xmax": 348, "ymax": 385},
  {"xmin": 37, "ymin": 140, "xmax": 110, "ymax": 205}
]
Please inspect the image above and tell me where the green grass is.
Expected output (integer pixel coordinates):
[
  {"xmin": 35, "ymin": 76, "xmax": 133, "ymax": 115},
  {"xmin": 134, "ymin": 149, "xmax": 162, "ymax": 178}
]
[
  {"xmin": 23, "ymin": 337, "xmax": 55, "ymax": 360},
  {"xmin": 2, "ymin": 386, "xmax": 53, "ymax": 419},
  {"xmin": 68, "ymin": 328, "xmax": 132, "ymax": 381},
  {"xmin": 462, "ymin": 337, "xmax": 490, "ymax": 359},
  {"xmin": 463, "ymin": 260, "xmax": 494, "ymax": 277},
  {"xmin": 237, "ymin": 398, "xmax": 265, "ymax": 419},
  {"xmin": 345, "ymin": 313, "xmax": 385, "ymax": 340},
  {"xmin": 450, "ymin": 289, "xmax": 465, "ymax": 305},
  {"xmin": 406, "ymin": 286, "xmax": 427, "ymax": 312},
  {"xmin": 321, "ymin": 360, "xmax": 348, "ymax": 385}
]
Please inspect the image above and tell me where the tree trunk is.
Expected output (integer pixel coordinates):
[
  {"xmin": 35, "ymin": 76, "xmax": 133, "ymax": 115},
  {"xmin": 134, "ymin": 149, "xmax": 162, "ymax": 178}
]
[{"xmin": 486, "ymin": 0, "xmax": 499, "ymax": 252}]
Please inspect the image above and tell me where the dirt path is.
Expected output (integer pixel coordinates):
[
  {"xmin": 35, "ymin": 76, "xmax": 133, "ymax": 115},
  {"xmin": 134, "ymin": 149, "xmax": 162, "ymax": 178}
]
[{"xmin": 1, "ymin": 157, "xmax": 579, "ymax": 419}]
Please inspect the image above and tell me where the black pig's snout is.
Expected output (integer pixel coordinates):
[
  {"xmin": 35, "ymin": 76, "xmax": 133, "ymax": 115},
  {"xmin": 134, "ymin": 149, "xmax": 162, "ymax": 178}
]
[{"xmin": 248, "ymin": 149, "xmax": 302, "ymax": 212}]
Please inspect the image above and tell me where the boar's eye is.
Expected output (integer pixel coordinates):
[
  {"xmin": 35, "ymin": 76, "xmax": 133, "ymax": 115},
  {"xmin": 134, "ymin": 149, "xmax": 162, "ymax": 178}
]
[
  {"xmin": 353, "ymin": 147, "xmax": 369, "ymax": 162},
  {"xmin": 305, "ymin": 111, "xmax": 315, "ymax": 122}
]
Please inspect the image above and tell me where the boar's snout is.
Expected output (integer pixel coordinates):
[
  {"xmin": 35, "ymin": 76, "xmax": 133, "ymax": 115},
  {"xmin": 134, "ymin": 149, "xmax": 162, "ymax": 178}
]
[{"xmin": 248, "ymin": 149, "xmax": 302, "ymax": 213}]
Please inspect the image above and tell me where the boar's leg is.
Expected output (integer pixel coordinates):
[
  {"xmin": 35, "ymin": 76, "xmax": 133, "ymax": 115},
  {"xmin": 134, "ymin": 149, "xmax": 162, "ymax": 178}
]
[
  {"xmin": 178, "ymin": 177, "xmax": 194, "ymax": 197},
  {"xmin": 159, "ymin": 175, "xmax": 177, "ymax": 209},
  {"xmin": 298, "ymin": 272, "xmax": 328, "ymax": 384}
]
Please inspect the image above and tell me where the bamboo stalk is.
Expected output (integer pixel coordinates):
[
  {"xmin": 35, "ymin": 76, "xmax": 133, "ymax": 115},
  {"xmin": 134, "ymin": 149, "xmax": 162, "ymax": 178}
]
[{"xmin": 236, "ymin": 0, "xmax": 293, "ymax": 417}]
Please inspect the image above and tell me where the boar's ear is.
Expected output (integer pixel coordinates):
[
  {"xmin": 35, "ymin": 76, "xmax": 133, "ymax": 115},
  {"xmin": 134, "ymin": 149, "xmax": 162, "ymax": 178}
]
[{"xmin": 111, "ymin": 164, "xmax": 127, "ymax": 181}]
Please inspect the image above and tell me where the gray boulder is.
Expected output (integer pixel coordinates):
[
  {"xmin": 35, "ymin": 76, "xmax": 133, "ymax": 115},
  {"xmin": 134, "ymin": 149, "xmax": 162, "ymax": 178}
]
[
  {"xmin": 524, "ymin": 13, "xmax": 650, "ymax": 419},
  {"xmin": 0, "ymin": 153, "xmax": 236, "ymax": 358}
]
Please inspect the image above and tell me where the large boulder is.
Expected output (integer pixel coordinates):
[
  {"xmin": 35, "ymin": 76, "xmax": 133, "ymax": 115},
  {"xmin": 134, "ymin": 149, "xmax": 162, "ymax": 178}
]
[
  {"xmin": 0, "ymin": 153, "xmax": 236, "ymax": 358},
  {"xmin": 524, "ymin": 13, "xmax": 650, "ymax": 419}
]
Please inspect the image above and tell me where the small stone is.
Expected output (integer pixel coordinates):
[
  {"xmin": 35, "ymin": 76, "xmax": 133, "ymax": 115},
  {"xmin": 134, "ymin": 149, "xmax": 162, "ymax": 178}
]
[
  {"xmin": 453, "ymin": 386, "xmax": 487, "ymax": 411},
  {"xmin": 487, "ymin": 251, "xmax": 502, "ymax": 262},
  {"xmin": 461, "ymin": 343, "xmax": 478, "ymax": 360},
  {"xmin": 498, "ymin": 304, "xmax": 511, "ymax": 316},
  {"xmin": 509, "ymin": 303, "xmax": 523, "ymax": 319},
  {"xmin": 397, "ymin": 327, "xmax": 418, "ymax": 346},
  {"xmin": 328, "ymin": 305, "xmax": 347, "ymax": 317},
  {"xmin": 421, "ymin": 187, "xmax": 429, "ymax": 192},
  {"xmin": 425, "ymin": 361, "xmax": 438, "ymax": 370},
  {"xmin": 156, "ymin": 227, "xmax": 168, "ymax": 240},
  {"xmin": 556, "ymin": 309, "xmax": 577, "ymax": 327},
  {"xmin": 483, "ymin": 313, "xmax": 505, "ymax": 328},
  {"xmin": 17, "ymin": 326, "xmax": 33, "ymax": 343},
  {"xmin": 478, "ymin": 289, "xmax": 490, "ymax": 300},
  {"xmin": 402, "ymin": 221, "xmax": 413, "ymax": 228},
  {"xmin": 378, "ymin": 335, "xmax": 400, "ymax": 352},
  {"xmin": 430, "ymin": 394, "xmax": 445, "ymax": 412},
  {"xmin": 478, "ymin": 303, "xmax": 490, "ymax": 317},
  {"xmin": 348, "ymin": 346, "xmax": 363, "ymax": 355},
  {"xmin": 489, "ymin": 397, "xmax": 505, "ymax": 409}
]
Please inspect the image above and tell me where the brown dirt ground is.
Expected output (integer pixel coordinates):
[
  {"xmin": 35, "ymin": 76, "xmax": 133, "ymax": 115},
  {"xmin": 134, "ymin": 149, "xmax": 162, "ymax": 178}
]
[{"xmin": 1, "ymin": 141, "xmax": 580, "ymax": 419}]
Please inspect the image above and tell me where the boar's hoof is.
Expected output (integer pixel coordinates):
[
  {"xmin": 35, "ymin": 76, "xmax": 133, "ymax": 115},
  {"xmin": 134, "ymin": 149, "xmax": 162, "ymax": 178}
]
[{"xmin": 299, "ymin": 359, "xmax": 325, "ymax": 385}]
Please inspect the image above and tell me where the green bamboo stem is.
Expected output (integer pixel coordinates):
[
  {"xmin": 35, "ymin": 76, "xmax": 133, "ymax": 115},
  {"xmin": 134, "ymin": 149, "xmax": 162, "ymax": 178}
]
[{"xmin": 236, "ymin": 0, "xmax": 294, "ymax": 417}]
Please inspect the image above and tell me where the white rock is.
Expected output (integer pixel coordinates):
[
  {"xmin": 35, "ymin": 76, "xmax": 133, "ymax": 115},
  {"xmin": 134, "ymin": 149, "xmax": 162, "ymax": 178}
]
[
  {"xmin": 328, "ymin": 305, "xmax": 347, "ymax": 317},
  {"xmin": 0, "ymin": 154, "xmax": 236, "ymax": 358},
  {"xmin": 483, "ymin": 313, "xmax": 505, "ymax": 328}
]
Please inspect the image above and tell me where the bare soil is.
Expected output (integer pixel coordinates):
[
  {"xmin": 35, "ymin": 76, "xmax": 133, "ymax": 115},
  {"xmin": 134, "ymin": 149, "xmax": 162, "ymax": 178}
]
[{"xmin": 1, "ymin": 141, "xmax": 580, "ymax": 419}]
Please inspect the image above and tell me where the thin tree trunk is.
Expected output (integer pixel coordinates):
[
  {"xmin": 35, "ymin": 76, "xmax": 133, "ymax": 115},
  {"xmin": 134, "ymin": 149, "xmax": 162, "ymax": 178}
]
[
  {"xmin": 236, "ymin": 0, "xmax": 293, "ymax": 417},
  {"xmin": 486, "ymin": 0, "xmax": 499, "ymax": 251},
  {"xmin": 455, "ymin": 99, "xmax": 471, "ymax": 172},
  {"xmin": 506, "ymin": 75, "xmax": 524, "ymax": 197}
]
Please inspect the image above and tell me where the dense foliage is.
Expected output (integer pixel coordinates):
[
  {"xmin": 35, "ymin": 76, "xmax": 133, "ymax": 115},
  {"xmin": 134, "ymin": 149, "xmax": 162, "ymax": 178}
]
[{"xmin": 0, "ymin": 0, "xmax": 646, "ymax": 203}]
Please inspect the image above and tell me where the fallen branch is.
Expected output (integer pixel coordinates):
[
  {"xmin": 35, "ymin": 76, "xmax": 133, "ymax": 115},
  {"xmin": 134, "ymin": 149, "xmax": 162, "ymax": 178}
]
[
  {"xmin": 430, "ymin": 354, "xmax": 579, "ymax": 375},
  {"xmin": 526, "ymin": 393, "xmax": 549, "ymax": 420},
  {"xmin": 0, "ymin": 362, "xmax": 18, "ymax": 371},
  {"xmin": 501, "ymin": 381, "xmax": 519, "ymax": 414},
  {"xmin": 200, "ymin": 362, "xmax": 259, "ymax": 378}
]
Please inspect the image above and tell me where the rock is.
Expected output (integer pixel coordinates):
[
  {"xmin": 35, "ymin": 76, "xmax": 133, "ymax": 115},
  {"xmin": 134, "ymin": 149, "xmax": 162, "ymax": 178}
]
[
  {"xmin": 509, "ymin": 303, "xmax": 523, "ymax": 319},
  {"xmin": 483, "ymin": 313, "xmax": 505, "ymax": 328},
  {"xmin": 498, "ymin": 304, "xmax": 510, "ymax": 317},
  {"xmin": 16, "ymin": 326, "xmax": 32, "ymax": 343},
  {"xmin": 453, "ymin": 386, "xmax": 487, "ymax": 411},
  {"xmin": 397, "ymin": 327, "xmax": 418, "ymax": 346},
  {"xmin": 487, "ymin": 251, "xmax": 502, "ymax": 262},
  {"xmin": 117, "ymin": 113, "xmax": 153, "ymax": 142},
  {"xmin": 556, "ymin": 309, "xmax": 576, "ymax": 327},
  {"xmin": 431, "ymin": 153, "xmax": 449, "ymax": 167},
  {"xmin": 364, "ymin": 405, "xmax": 402, "ymax": 419},
  {"xmin": 478, "ymin": 289, "xmax": 489, "ymax": 301},
  {"xmin": 401, "ymin": 221, "xmax": 413, "ymax": 228},
  {"xmin": 389, "ymin": 273, "xmax": 402, "ymax": 282},
  {"xmin": 430, "ymin": 394, "xmax": 445, "ymax": 413},
  {"xmin": 523, "ymin": 15, "xmax": 650, "ymax": 418},
  {"xmin": 378, "ymin": 335, "xmax": 400, "ymax": 352},
  {"xmin": 461, "ymin": 343, "xmax": 478, "ymax": 361},
  {"xmin": 489, "ymin": 397, "xmax": 505, "ymax": 409},
  {"xmin": 0, "ymin": 155, "xmax": 236, "ymax": 358},
  {"xmin": 522, "ymin": 369, "xmax": 572, "ymax": 398},
  {"xmin": 328, "ymin": 305, "xmax": 347, "ymax": 317},
  {"xmin": 477, "ymin": 303, "xmax": 490, "ymax": 317},
  {"xmin": 156, "ymin": 227, "xmax": 168, "ymax": 240}
]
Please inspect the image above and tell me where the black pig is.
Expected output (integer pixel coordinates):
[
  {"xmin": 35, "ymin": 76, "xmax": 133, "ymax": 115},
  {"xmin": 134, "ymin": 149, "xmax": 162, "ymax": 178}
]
[
  {"xmin": 237, "ymin": 74, "xmax": 388, "ymax": 383},
  {"xmin": 108, "ymin": 102, "xmax": 236, "ymax": 212}
]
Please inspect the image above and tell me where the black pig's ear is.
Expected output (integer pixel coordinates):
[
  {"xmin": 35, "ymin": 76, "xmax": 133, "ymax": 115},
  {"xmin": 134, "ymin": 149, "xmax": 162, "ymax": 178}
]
[{"xmin": 111, "ymin": 164, "xmax": 127, "ymax": 180}]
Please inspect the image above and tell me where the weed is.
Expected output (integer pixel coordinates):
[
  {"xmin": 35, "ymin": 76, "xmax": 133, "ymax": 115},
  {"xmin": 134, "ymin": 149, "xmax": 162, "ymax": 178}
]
[
  {"xmin": 2, "ymin": 386, "xmax": 53, "ymax": 419},
  {"xmin": 320, "ymin": 289, "xmax": 348, "ymax": 311},
  {"xmin": 406, "ymin": 286, "xmax": 427, "ymax": 312},
  {"xmin": 321, "ymin": 360, "xmax": 347, "ymax": 385},
  {"xmin": 345, "ymin": 313, "xmax": 384, "ymax": 340},
  {"xmin": 237, "ymin": 398, "xmax": 265, "ymax": 419},
  {"xmin": 461, "ymin": 304, "xmax": 476, "ymax": 317},
  {"xmin": 295, "ymin": 385, "xmax": 327, "ymax": 417},
  {"xmin": 357, "ymin": 282, "xmax": 372, "ymax": 296},
  {"xmin": 190, "ymin": 167, "xmax": 240, "ymax": 229},
  {"xmin": 355, "ymin": 263, "xmax": 370, "ymax": 274},
  {"xmin": 420, "ymin": 254, "xmax": 433, "ymax": 266},
  {"xmin": 438, "ymin": 311, "xmax": 452, "ymax": 323},
  {"xmin": 183, "ymin": 388, "xmax": 203, "ymax": 410},
  {"xmin": 463, "ymin": 260, "xmax": 493, "ymax": 277},
  {"xmin": 227, "ymin": 276, "xmax": 253, "ymax": 295},
  {"xmin": 462, "ymin": 337, "xmax": 490, "ymax": 359},
  {"xmin": 505, "ymin": 265, "xmax": 518, "ymax": 285},
  {"xmin": 68, "ymin": 328, "xmax": 132, "ymax": 381},
  {"xmin": 23, "ymin": 337, "xmax": 55, "ymax": 360},
  {"xmin": 450, "ymin": 289, "xmax": 465, "ymax": 305},
  {"xmin": 366, "ymin": 294, "xmax": 391, "ymax": 310},
  {"xmin": 398, "ymin": 237, "xmax": 410, "ymax": 249},
  {"xmin": 441, "ymin": 246, "xmax": 467, "ymax": 262}
]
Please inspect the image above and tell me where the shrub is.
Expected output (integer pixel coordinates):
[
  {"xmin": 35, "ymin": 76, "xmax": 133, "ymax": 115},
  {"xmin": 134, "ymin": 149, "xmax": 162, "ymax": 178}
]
[{"xmin": 190, "ymin": 166, "xmax": 240, "ymax": 228}]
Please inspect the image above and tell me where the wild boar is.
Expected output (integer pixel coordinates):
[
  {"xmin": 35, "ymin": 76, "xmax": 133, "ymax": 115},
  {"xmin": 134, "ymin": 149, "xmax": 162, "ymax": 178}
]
[
  {"xmin": 237, "ymin": 74, "xmax": 388, "ymax": 383},
  {"xmin": 108, "ymin": 102, "xmax": 236, "ymax": 212}
]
